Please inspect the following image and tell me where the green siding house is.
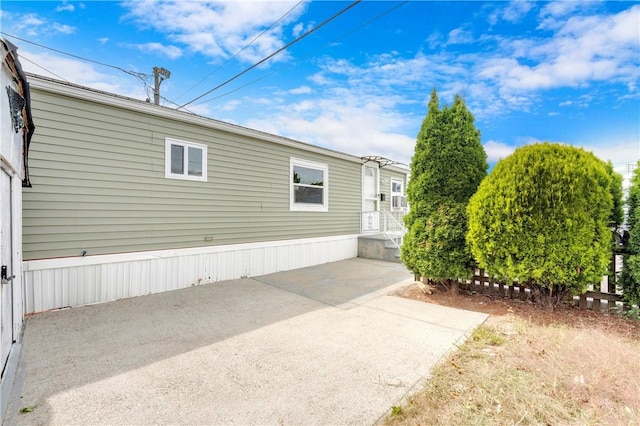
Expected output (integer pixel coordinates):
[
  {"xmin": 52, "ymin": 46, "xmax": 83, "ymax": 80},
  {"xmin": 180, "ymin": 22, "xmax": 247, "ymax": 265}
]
[{"xmin": 22, "ymin": 74, "xmax": 409, "ymax": 314}]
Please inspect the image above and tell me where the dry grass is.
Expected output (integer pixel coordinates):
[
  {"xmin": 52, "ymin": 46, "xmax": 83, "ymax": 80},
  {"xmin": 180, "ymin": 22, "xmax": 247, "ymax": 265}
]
[{"xmin": 385, "ymin": 314, "xmax": 640, "ymax": 426}]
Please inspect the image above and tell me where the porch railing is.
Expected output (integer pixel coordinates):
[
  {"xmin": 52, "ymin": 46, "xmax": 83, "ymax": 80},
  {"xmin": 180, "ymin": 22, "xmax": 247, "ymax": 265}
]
[
  {"xmin": 381, "ymin": 209, "xmax": 407, "ymax": 250},
  {"xmin": 360, "ymin": 209, "xmax": 408, "ymax": 250}
]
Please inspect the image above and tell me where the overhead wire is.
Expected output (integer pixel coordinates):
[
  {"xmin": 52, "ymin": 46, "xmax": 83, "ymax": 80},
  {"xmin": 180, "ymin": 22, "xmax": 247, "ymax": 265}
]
[
  {"xmin": 173, "ymin": 0, "xmax": 305, "ymax": 102},
  {"xmin": 0, "ymin": 32, "xmax": 150, "ymax": 83},
  {"xmin": 2, "ymin": 0, "xmax": 398, "ymax": 112},
  {"xmin": 192, "ymin": 0, "xmax": 409, "ymax": 107},
  {"xmin": 1, "ymin": 31, "xmax": 165, "ymax": 104},
  {"xmin": 177, "ymin": 0, "xmax": 362, "ymax": 110},
  {"xmin": 18, "ymin": 54, "xmax": 69, "ymax": 82},
  {"xmin": 159, "ymin": 95, "xmax": 196, "ymax": 114}
]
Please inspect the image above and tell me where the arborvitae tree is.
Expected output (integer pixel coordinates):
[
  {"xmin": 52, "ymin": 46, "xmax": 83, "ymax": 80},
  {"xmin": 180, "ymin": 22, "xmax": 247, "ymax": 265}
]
[
  {"xmin": 467, "ymin": 143, "xmax": 615, "ymax": 309},
  {"xmin": 402, "ymin": 89, "xmax": 487, "ymax": 291},
  {"xmin": 621, "ymin": 162, "xmax": 640, "ymax": 305},
  {"xmin": 605, "ymin": 161, "xmax": 624, "ymax": 229}
]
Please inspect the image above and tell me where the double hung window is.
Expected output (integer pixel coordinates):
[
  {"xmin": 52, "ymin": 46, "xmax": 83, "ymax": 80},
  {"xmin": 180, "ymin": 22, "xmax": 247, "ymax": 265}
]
[
  {"xmin": 290, "ymin": 158, "xmax": 328, "ymax": 212},
  {"xmin": 391, "ymin": 178, "xmax": 407, "ymax": 209}
]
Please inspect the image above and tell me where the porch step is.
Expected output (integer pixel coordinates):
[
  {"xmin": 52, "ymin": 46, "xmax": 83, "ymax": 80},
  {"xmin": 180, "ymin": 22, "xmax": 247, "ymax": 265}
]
[{"xmin": 357, "ymin": 234, "xmax": 402, "ymax": 263}]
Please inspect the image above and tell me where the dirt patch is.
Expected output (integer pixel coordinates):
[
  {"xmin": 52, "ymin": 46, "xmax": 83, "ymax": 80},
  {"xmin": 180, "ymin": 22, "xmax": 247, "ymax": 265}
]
[
  {"xmin": 393, "ymin": 283, "xmax": 640, "ymax": 340},
  {"xmin": 387, "ymin": 283, "xmax": 640, "ymax": 425}
]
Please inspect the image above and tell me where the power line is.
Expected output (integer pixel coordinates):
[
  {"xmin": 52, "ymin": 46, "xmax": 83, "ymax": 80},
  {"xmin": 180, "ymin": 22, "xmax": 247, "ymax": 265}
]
[
  {"xmin": 174, "ymin": 0, "xmax": 305, "ymax": 102},
  {"xmin": 177, "ymin": 0, "xmax": 362, "ymax": 110},
  {"xmin": 1, "ymin": 31, "xmax": 166, "ymax": 104},
  {"xmin": 19, "ymin": 54, "xmax": 69, "ymax": 82},
  {"xmin": 0, "ymin": 32, "xmax": 149, "ymax": 82},
  {"xmin": 192, "ymin": 0, "xmax": 408, "ymax": 107}
]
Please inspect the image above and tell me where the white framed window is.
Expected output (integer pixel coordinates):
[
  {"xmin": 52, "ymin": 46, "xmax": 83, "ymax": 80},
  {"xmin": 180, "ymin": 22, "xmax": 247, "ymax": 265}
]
[
  {"xmin": 290, "ymin": 158, "xmax": 328, "ymax": 212},
  {"xmin": 165, "ymin": 138, "xmax": 207, "ymax": 182},
  {"xmin": 391, "ymin": 178, "xmax": 407, "ymax": 210}
]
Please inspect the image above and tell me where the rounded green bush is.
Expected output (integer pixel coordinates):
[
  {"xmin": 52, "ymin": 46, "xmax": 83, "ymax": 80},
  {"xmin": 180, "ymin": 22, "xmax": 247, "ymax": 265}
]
[{"xmin": 467, "ymin": 143, "xmax": 613, "ymax": 301}]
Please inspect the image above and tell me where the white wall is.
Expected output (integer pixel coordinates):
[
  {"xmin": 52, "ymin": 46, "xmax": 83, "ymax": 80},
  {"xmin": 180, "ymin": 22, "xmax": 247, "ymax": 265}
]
[{"xmin": 23, "ymin": 234, "xmax": 359, "ymax": 314}]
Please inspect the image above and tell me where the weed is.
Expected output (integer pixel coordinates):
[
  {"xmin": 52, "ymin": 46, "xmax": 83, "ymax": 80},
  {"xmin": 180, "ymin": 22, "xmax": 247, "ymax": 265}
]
[
  {"xmin": 621, "ymin": 306, "xmax": 640, "ymax": 321},
  {"xmin": 471, "ymin": 325, "xmax": 505, "ymax": 346},
  {"xmin": 385, "ymin": 319, "xmax": 640, "ymax": 426},
  {"xmin": 390, "ymin": 406, "xmax": 403, "ymax": 417},
  {"xmin": 20, "ymin": 406, "xmax": 36, "ymax": 413}
]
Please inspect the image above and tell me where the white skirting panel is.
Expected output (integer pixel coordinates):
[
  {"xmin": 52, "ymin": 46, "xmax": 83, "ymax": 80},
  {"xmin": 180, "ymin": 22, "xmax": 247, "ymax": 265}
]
[{"xmin": 22, "ymin": 235, "xmax": 359, "ymax": 314}]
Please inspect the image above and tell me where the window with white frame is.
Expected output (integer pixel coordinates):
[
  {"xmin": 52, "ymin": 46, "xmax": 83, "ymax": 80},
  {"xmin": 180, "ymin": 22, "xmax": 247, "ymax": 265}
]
[
  {"xmin": 290, "ymin": 158, "xmax": 328, "ymax": 212},
  {"xmin": 165, "ymin": 138, "xmax": 207, "ymax": 181},
  {"xmin": 391, "ymin": 178, "xmax": 407, "ymax": 209}
]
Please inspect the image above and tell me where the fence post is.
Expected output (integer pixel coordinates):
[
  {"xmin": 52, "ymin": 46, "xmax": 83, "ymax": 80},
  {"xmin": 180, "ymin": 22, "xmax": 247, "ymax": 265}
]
[
  {"xmin": 519, "ymin": 285, "xmax": 527, "ymax": 301},
  {"xmin": 579, "ymin": 294, "xmax": 588, "ymax": 309}
]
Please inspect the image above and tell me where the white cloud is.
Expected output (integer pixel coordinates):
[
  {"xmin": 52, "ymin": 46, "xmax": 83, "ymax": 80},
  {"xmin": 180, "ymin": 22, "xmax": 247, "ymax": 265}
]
[
  {"xmin": 292, "ymin": 23, "xmax": 305, "ymax": 38},
  {"xmin": 582, "ymin": 139, "xmax": 640, "ymax": 167},
  {"xmin": 483, "ymin": 140, "xmax": 517, "ymax": 163},
  {"xmin": 187, "ymin": 4, "xmax": 638, "ymax": 165},
  {"xmin": 447, "ymin": 27, "xmax": 473, "ymax": 45},
  {"xmin": 4, "ymin": 12, "xmax": 76, "ymax": 37},
  {"xmin": 488, "ymin": 1, "xmax": 534, "ymax": 25},
  {"xmin": 52, "ymin": 23, "xmax": 75, "ymax": 34},
  {"xmin": 131, "ymin": 42, "xmax": 182, "ymax": 60},
  {"xmin": 289, "ymin": 86, "xmax": 312, "ymax": 95},
  {"xmin": 539, "ymin": 0, "xmax": 599, "ymax": 30},
  {"xmin": 475, "ymin": 6, "xmax": 640, "ymax": 95},
  {"xmin": 559, "ymin": 95, "xmax": 591, "ymax": 108},
  {"xmin": 56, "ymin": 3, "xmax": 75, "ymax": 13},
  {"xmin": 582, "ymin": 138, "xmax": 640, "ymax": 190},
  {"xmin": 220, "ymin": 99, "xmax": 241, "ymax": 112},
  {"xmin": 503, "ymin": 1, "xmax": 534, "ymax": 22},
  {"xmin": 243, "ymin": 88, "xmax": 417, "ymax": 164},
  {"xmin": 122, "ymin": 1, "xmax": 307, "ymax": 64},
  {"xmin": 19, "ymin": 50, "xmax": 147, "ymax": 100},
  {"xmin": 98, "ymin": 37, "xmax": 109, "ymax": 45}
]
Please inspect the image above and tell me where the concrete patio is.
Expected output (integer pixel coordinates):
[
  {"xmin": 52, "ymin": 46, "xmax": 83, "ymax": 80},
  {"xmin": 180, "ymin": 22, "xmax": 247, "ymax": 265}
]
[{"xmin": 7, "ymin": 258, "xmax": 488, "ymax": 425}]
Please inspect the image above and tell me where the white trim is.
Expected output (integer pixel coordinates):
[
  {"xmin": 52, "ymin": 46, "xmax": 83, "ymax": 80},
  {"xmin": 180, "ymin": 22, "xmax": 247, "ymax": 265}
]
[
  {"xmin": 22, "ymin": 235, "xmax": 359, "ymax": 314},
  {"xmin": 27, "ymin": 74, "xmax": 365, "ymax": 165},
  {"xmin": 289, "ymin": 157, "xmax": 329, "ymax": 212},
  {"xmin": 164, "ymin": 138, "xmax": 208, "ymax": 182}
]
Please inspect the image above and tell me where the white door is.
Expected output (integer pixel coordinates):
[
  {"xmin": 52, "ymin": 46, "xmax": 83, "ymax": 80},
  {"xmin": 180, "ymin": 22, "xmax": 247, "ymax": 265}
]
[
  {"xmin": 362, "ymin": 165, "xmax": 379, "ymax": 231},
  {"xmin": 363, "ymin": 165, "xmax": 378, "ymax": 212},
  {"xmin": 0, "ymin": 167, "xmax": 14, "ymax": 376}
]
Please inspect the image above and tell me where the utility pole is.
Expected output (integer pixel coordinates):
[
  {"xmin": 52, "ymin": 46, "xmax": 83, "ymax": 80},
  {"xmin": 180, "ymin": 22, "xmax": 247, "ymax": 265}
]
[{"xmin": 153, "ymin": 66, "xmax": 171, "ymax": 105}]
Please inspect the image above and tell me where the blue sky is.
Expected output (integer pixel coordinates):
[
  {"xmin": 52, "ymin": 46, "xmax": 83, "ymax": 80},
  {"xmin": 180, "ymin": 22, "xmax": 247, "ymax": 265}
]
[{"xmin": 1, "ymin": 1, "xmax": 639, "ymax": 184}]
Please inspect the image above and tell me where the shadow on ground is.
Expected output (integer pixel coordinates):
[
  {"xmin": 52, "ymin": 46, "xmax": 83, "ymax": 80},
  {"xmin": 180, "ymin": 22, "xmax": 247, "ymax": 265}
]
[{"xmin": 8, "ymin": 258, "xmax": 486, "ymax": 425}]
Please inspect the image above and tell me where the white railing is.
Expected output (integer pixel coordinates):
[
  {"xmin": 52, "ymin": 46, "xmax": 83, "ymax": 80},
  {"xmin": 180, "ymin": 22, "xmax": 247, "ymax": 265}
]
[
  {"xmin": 381, "ymin": 209, "xmax": 407, "ymax": 250},
  {"xmin": 360, "ymin": 209, "xmax": 407, "ymax": 250},
  {"xmin": 361, "ymin": 211, "xmax": 380, "ymax": 232}
]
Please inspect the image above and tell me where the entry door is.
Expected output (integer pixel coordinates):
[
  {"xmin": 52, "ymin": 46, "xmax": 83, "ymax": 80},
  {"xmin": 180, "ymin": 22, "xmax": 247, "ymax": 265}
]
[
  {"xmin": 1, "ymin": 167, "xmax": 14, "ymax": 376},
  {"xmin": 363, "ymin": 165, "xmax": 378, "ymax": 212},
  {"xmin": 362, "ymin": 165, "xmax": 379, "ymax": 232}
]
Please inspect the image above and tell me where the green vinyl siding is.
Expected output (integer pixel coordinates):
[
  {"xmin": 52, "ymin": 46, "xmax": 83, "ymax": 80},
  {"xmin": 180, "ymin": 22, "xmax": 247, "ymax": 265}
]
[
  {"xmin": 23, "ymin": 85, "xmax": 363, "ymax": 260},
  {"xmin": 379, "ymin": 167, "xmax": 408, "ymax": 212}
]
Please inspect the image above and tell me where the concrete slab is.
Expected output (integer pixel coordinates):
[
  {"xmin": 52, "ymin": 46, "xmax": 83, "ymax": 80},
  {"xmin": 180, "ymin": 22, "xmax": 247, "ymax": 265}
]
[
  {"xmin": 255, "ymin": 258, "xmax": 412, "ymax": 307},
  {"xmin": 7, "ymin": 259, "xmax": 487, "ymax": 425}
]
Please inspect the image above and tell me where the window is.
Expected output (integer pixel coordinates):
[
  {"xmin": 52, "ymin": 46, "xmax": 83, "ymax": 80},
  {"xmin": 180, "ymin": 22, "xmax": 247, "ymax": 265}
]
[
  {"xmin": 391, "ymin": 178, "xmax": 407, "ymax": 209},
  {"xmin": 290, "ymin": 158, "xmax": 328, "ymax": 212},
  {"xmin": 165, "ymin": 138, "xmax": 207, "ymax": 181}
]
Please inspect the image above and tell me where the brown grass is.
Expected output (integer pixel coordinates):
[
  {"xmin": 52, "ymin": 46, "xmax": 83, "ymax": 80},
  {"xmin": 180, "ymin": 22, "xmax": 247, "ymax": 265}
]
[{"xmin": 386, "ymin": 286, "xmax": 640, "ymax": 426}]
